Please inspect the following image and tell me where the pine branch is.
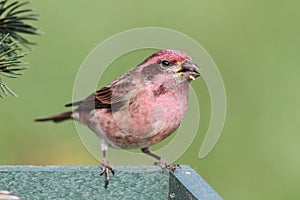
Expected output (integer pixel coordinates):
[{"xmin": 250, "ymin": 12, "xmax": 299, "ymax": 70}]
[
  {"xmin": 0, "ymin": 0, "xmax": 41, "ymax": 47},
  {"xmin": 0, "ymin": 0, "xmax": 40, "ymax": 98},
  {"xmin": 0, "ymin": 33, "xmax": 27, "ymax": 97}
]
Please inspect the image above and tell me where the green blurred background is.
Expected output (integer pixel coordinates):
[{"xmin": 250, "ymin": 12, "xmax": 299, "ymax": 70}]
[{"xmin": 1, "ymin": 0, "xmax": 300, "ymax": 199}]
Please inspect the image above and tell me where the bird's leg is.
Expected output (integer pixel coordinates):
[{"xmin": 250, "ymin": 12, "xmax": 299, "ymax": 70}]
[
  {"xmin": 99, "ymin": 141, "xmax": 114, "ymax": 189},
  {"xmin": 141, "ymin": 147, "xmax": 180, "ymax": 172}
]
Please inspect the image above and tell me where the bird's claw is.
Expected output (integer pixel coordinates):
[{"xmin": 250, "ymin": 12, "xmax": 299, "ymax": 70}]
[
  {"xmin": 155, "ymin": 158, "xmax": 181, "ymax": 172},
  {"xmin": 100, "ymin": 159, "xmax": 114, "ymax": 189}
]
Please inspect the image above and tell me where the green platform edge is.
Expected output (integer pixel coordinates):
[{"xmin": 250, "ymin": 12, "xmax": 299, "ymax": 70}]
[{"xmin": 0, "ymin": 165, "xmax": 222, "ymax": 200}]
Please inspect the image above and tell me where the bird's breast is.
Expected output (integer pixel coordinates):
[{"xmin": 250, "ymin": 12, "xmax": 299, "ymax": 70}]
[
  {"xmin": 110, "ymin": 83, "xmax": 188, "ymax": 147},
  {"xmin": 87, "ymin": 83, "xmax": 190, "ymax": 149}
]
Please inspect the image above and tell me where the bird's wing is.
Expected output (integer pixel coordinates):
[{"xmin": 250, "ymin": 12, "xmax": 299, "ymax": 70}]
[
  {"xmin": 70, "ymin": 71, "xmax": 138, "ymax": 111},
  {"xmin": 73, "ymin": 87, "xmax": 112, "ymax": 111}
]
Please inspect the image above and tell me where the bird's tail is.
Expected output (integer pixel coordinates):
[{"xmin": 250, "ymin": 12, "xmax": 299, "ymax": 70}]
[{"xmin": 35, "ymin": 111, "xmax": 73, "ymax": 123}]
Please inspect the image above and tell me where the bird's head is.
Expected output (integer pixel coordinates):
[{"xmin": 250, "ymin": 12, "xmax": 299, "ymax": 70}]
[{"xmin": 138, "ymin": 49, "xmax": 200, "ymax": 83}]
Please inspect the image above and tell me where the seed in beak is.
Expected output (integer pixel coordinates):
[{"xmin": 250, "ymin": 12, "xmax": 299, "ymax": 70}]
[{"xmin": 189, "ymin": 75, "xmax": 196, "ymax": 80}]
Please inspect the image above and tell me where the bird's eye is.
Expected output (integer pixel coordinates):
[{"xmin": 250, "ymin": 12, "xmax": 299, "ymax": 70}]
[{"xmin": 161, "ymin": 60, "xmax": 170, "ymax": 67}]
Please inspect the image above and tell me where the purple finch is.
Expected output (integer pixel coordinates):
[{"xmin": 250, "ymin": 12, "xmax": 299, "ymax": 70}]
[{"xmin": 36, "ymin": 49, "xmax": 200, "ymax": 188}]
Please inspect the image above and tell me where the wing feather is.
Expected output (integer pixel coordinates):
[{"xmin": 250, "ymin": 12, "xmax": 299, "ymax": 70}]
[{"xmin": 70, "ymin": 70, "xmax": 138, "ymax": 111}]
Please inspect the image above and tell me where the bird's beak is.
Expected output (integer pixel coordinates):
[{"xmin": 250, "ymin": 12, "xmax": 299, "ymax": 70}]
[{"xmin": 176, "ymin": 60, "xmax": 200, "ymax": 81}]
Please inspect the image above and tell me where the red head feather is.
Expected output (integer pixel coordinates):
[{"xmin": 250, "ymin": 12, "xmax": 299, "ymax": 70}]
[{"xmin": 140, "ymin": 49, "xmax": 192, "ymax": 66}]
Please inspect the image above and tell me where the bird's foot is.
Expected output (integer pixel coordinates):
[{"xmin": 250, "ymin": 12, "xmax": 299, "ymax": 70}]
[
  {"xmin": 154, "ymin": 158, "xmax": 181, "ymax": 172},
  {"xmin": 100, "ymin": 158, "xmax": 115, "ymax": 189}
]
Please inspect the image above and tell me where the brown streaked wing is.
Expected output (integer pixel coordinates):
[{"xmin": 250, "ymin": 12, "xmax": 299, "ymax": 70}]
[
  {"xmin": 71, "ymin": 68, "xmax": 139, "ymax": 111},
  {"xmin": 74, "ymin": 87, "xmax": 111, "ymax": 111},
  {"xmin": 75, "ymin": 80, "xmax": 137, "ymax": 111}
]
